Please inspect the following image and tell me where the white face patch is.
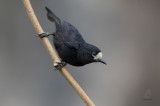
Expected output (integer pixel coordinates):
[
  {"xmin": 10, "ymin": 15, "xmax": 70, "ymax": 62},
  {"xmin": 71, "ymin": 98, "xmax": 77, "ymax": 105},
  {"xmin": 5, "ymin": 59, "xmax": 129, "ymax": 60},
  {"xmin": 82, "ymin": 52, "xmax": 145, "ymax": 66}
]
[{"xmin": 93, "ymin": 52, "xmax": 103, "ymax": 60}]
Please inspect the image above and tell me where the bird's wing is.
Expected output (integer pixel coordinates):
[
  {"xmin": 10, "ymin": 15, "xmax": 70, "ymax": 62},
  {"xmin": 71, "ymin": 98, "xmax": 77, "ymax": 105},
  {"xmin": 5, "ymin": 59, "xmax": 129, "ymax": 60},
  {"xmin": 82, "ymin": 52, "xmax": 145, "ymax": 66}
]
[{"xmin": 61, "ymin": 22, "xmax": 86, "ymax": 50}]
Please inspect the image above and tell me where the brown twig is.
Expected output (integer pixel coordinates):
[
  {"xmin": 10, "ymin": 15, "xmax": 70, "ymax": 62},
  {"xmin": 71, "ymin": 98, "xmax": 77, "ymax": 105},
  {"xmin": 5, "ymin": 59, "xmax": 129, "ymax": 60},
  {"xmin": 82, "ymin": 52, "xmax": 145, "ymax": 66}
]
[{"xmin": 22, "ymin": 0, "xmax": 96, "ymax": 106}]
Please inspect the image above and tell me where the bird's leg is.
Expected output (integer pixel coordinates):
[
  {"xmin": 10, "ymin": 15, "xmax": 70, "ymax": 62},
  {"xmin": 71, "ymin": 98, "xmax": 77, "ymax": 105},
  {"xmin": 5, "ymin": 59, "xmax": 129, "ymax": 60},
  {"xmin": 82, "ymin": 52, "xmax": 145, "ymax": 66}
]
[
  {"xmin": 54, "ymin": 61, "xmax": 67, "ymax": 71},
  {"xmin": 37, "ymin": 32, "xmax": 55, "ymax": 38}
]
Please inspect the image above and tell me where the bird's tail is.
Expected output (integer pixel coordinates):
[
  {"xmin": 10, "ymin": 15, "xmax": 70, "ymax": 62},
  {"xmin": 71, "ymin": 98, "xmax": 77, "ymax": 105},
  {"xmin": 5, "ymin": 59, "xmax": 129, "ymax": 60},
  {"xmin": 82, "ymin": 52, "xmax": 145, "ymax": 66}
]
[{"xmin": 45, "ymin": 7, "xmax": 61, "ymax": 25}]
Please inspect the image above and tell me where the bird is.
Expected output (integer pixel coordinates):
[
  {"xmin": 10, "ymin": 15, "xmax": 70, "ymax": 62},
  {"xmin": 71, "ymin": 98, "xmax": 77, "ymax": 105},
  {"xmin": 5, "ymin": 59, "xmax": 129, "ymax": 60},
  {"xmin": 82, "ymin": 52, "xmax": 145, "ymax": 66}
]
[{"xmin": 38, "ymin": 7, "xmax": 106, "ymax": 70}]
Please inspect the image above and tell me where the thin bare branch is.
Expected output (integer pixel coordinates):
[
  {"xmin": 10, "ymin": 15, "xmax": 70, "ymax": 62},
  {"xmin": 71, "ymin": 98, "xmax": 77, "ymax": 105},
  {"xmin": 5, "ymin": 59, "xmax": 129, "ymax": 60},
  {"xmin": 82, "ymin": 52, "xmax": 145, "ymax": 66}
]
[{"xmin": 22, "ymin": 0, "xmax": 95, "ymax": 105}]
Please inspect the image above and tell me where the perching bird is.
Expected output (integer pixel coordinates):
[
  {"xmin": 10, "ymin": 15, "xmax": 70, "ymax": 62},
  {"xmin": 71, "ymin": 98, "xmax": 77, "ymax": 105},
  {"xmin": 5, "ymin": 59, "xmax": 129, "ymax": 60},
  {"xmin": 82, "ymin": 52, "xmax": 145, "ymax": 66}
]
[{"xmin": 38, "ymin": 7, "xmax": 106, "ymax": 69}]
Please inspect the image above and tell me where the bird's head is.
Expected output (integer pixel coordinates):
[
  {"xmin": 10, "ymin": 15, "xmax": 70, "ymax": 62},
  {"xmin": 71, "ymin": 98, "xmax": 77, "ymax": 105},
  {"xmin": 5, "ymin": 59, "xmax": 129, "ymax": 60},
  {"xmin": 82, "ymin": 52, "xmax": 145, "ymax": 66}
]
[{"xmin": 85, "ymin": 44, "xmax": 107, "ymax": 65}]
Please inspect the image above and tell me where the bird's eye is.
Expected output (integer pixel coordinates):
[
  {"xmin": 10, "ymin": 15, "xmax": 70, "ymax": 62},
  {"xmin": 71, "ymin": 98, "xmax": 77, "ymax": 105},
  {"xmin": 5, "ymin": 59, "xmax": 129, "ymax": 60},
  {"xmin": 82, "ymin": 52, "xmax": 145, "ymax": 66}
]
[{"xmin": 92, "ymin": 52, "xmax": 96, "ymax": 57}]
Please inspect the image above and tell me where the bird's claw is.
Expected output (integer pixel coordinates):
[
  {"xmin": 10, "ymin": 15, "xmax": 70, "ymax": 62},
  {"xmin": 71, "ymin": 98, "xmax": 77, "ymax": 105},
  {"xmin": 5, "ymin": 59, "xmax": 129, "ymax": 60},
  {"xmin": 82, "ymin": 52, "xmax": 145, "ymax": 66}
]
[
  {"xmin": 37, "ymin": 32, "xmax": 50, "ymax": 38},
  {"xmin": 37, "ymin": 32, "xmax": 55, "ymax": 38},
  {"xmin": 54, "ymin": 62, "xmax": 67, "ymax": 71}
]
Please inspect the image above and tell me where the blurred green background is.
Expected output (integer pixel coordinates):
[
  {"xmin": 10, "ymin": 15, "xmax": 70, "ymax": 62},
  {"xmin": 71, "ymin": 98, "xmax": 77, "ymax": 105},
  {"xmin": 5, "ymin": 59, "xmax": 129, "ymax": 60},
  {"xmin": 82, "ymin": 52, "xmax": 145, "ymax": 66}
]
[{"xmin": 0, "ymin": 0, "xmax": 160, "ymax": 106}]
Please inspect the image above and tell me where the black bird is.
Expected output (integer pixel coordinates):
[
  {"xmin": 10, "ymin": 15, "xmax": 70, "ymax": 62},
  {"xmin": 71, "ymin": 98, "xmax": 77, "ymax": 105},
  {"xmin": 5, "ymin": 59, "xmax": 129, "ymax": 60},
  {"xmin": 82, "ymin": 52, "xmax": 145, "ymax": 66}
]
[{"xmin": 38, "ymin": 7, "xmax": 106, "ymax": 69}]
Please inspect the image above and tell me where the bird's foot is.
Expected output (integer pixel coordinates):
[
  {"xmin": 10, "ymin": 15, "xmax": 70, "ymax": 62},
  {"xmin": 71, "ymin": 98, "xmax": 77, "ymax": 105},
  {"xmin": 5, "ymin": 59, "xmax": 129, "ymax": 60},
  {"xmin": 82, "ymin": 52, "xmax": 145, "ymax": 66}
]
[
  {"xmin": 54, "ymin": 61, "xmax": 67, "ymax": 71},
  {"xmin": 37, "ymin": 32, "xmax": 55, "ymax": 38}
]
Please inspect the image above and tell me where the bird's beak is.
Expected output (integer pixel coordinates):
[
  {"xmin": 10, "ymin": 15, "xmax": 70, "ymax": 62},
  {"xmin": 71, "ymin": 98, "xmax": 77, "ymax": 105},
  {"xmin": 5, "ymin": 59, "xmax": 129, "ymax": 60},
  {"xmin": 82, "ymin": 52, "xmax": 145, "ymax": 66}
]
[{"xmin": 99, "ymin": 59, "xmax": 107, "ymax": 65}]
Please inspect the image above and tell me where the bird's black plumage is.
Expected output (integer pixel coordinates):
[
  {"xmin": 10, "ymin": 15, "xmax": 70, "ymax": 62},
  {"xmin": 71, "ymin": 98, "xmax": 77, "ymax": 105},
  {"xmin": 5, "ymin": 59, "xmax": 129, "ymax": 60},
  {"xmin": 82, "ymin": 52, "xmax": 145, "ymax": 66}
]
[{"xmin": 45, "ymin": 7, "xmax": 106, "ymax": 66}]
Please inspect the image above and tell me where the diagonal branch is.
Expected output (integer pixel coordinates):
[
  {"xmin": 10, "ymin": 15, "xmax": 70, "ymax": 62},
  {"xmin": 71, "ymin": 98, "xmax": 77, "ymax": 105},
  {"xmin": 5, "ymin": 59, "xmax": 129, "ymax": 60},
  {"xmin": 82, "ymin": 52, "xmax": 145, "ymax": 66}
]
[{"xmin": 22, "ymin": 0, "xmax": 95, "ymax": 106}]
